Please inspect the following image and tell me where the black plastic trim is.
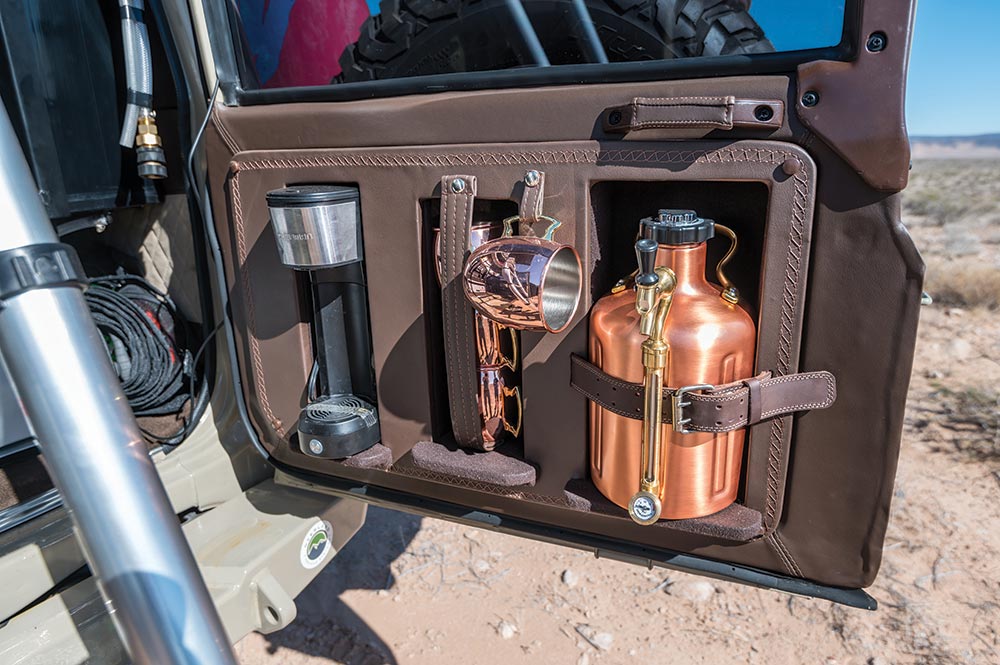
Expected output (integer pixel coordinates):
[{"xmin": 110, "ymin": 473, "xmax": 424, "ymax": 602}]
[
  {"xmin": 273, "ymin": 460, "xmax": 878, "ymax": 610},
  {"xmin": 0, "ymin": 243, "xmax": 86, "ymax": 304}
]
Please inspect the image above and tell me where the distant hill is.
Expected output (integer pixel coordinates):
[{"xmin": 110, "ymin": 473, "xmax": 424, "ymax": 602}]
[{"xmin": 911, "ymin": 133, "xmax": 1000, "ymax": 159}]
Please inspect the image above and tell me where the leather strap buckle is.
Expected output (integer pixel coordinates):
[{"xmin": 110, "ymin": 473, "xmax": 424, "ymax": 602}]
[{"xmin": 671, "ymin": 384, "xmax": 715, "ymax": 434}]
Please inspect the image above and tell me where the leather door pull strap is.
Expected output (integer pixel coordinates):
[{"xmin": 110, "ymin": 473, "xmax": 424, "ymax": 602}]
[
  {"xmin": 439, "ymin": 175, "xmax": 486, "ymax": 451},
  {"xmin": 570, "ymin": 355, "xmax": 835, "ymax": 432},
  {"xmin": 602, "ymin": 96, "xmax": 784, "ymax": 133}
]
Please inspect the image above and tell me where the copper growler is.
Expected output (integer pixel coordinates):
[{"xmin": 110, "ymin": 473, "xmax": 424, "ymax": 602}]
[{"xmin": 589, "ymin": 210, "xmax": 756, "ymax": 522}]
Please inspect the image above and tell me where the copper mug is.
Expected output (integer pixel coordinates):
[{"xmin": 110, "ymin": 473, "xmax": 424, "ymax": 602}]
[
  {"xmin": 434, "ymin": 222, "xmax": 519, "ymax": 370},
  {"xmin": 463, "ymin": 216, "xmax": 583, "ymax": 334},
  {"xmin": 434, "ymin": 222, "xmax": 521, "ymax": 448}
]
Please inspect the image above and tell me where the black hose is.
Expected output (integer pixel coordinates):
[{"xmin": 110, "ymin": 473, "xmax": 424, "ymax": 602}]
[{"xmin": 86, "ymin": 274, "xmax": 191, "ymax": 417}]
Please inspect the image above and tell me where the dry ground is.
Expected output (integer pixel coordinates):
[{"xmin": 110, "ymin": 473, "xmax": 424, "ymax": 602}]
[{"xmin": 236, "ymin": 160, "xmax": 1000, "ymax": 665}]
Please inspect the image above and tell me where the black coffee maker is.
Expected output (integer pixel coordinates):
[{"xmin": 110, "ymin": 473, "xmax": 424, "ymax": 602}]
[{"xmin": 266, "ymin": 185, "xmax": 379, "ymax": 458}]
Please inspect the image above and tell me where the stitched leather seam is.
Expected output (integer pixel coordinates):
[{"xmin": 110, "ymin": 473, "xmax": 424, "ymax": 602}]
[
  {"xmin": 214, "ymin": 111, "xmax": 241, "ymax": 155},
  {"xmin": 763, "ymin": 165, "xmax": 809, "ymax": 529},
  {"xmin": 633, "ymin": 96, "xmax": 733, "ymax": 104},
  {"xmin": 630, "ymin": 120, "xmax": 731, "ymax": 129},
  {"xmin": 229, "ymin": 170, "xmax": 282, "ymax": 435},
  {"xmin": 574, "ymin": 357, "xmax": 830, "ymax": 429},
  {"xmin": 456, "ymin": 187, "xmax": 479, "ymax": 447},
  {"xmin": 442, "ymin": 179, "xmax": 469, "ymax": 446},
  {"xmin": 769, "ymin": 531, "xmax": 803, "ymax": 578},
  {"xmin": 630, "ymin": 98, "xmax": 733, "ymax": 130},
  {"xmin": 765, "ymin": 532, "xmax": 796, "ymax": 576}
]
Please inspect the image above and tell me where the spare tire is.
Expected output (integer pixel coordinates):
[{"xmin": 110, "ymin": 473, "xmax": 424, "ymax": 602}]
[{"xmin": 338, "ymin": 0, "xmax": 773, "ymax": 83}]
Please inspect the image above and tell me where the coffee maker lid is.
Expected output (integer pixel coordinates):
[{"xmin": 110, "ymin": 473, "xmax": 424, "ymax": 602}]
[
  {"xmin": 266, "ymin": 185, "xmax": 359, "ymax": 208},
  {"xmin": 640, "ymin": 209, "xmax": 715, "ymax": 245}
]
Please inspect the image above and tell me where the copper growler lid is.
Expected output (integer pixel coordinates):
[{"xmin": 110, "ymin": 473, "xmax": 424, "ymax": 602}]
[{"xmin": 640, "ymin": 209, "xmax": 715, "ymax": 245}]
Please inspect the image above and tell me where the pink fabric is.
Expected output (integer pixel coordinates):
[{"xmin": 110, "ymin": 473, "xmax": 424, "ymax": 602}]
[{"xmin": 264, "ymin": 0, "xmax": 370, "ymax": 88}]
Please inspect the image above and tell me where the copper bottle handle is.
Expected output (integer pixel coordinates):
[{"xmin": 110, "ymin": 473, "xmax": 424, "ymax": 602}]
[{"xmin": 714, "ymin": 223, "xmax": 740, "ymax": 305}]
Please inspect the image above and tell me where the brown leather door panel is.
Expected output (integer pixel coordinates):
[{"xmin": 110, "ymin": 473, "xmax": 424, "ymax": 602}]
[{"xmin": 204, "ymin": 53, "xmax": 922, "ymax": 600}]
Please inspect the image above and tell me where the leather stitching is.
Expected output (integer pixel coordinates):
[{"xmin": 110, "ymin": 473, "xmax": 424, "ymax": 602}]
[
  {"xmin": 228, "ymin": 144, "xmax": 810, "ymax": 545},
  {"xmin": 571, "ymin": 356, "xmax": 830, "ymax": 432},
  {"xmin": 213, "ymin": 110, "xmax": 242, "ymax": 156},
  {"xmin": 441, "ymin": 176, "xmax": 484, "ymax": 450},
  {"xmin": 629, "ymin": 97, "xmax": 735, "ymax": 130},
  {"xmin": 765, "ymin": 532, "xmax": 795, "ymax": 576},
  {"xmin": 767, "ymin": 531, "xmax": 803, "ymax": 578},
  {"xmin": 229, "ymin": 170, "xmax": 282, "ymax": 435}
]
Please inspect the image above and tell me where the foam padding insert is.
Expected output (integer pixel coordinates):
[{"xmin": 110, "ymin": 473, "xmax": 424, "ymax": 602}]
[
  {"xmin": 340, "ymin": 443, "xmax": 394, "ymax": 470},
  {"xmin": 564, "ymin": 480, "xmax": 763, "ymax": 542},
  {"xmin": 411, "ymin": 441, "xmax": 536, "ymax": 487}
]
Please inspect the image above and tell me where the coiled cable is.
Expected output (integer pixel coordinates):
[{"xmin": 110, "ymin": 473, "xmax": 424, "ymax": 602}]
[{"xmin": 85, "ymin": 273, "xmax": 191, "ymax": 419}]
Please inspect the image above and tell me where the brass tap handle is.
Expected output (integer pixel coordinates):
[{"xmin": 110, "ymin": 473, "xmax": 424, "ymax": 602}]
[
  {"xmin": 628, "ymin": 266, "xmax": 676, "ymax": 526},
  {"xmin": 634, "ymin": 239, "xmax": 661, "ymax": 336},
  {"xmin": 635, "ymin": 239, "xmax": 659, "ymax": 288}
]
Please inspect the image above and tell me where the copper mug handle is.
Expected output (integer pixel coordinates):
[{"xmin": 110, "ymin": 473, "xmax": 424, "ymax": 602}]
[
  {"xmin": 501, "ymin": 214, "xmax": 562, "ymax": 241},
  {"xmin": 502, "ymin": 385, "xmax": 523, "ymax": 437},
  {"xmin": 501, "ymin": 327, "xmax": 519, "ymax": 372},
  {"xmin": 476, "ymin": 317, "xmax": 519, "ymax": 371}
]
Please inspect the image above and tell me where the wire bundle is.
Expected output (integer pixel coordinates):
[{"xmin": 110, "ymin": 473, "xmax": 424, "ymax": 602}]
[{"xmin": 85, "ymin": 274, "xmax": 191, "ymax": 418}]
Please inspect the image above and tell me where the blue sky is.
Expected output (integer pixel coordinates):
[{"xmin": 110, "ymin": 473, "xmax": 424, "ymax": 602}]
[
  {"xmin": 751, "ymin": 0, "xmax": 1000, "ymax": 137},
  {"xmin": 904, "ymin": 0, "xmax": 1000, "ymax": 136},
  {"xmin": 723, "ymin": 0, "xmax": 1000, "ymax": 137}
]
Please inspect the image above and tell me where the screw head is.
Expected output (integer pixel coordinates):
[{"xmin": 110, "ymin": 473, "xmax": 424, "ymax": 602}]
[
  {"xmin": 608, "ymin": 109, "xmax": 623, "ymax": 126},
  {"xmin": 866, "ymin": 31, "xmax": 887, "ymax": 52},
  {"xmin": 308, "ymin": 439, "xmax": 324, "ymax": 455},
  {"xmin": 450, "ymin": 178, "xmax": 466, "ymax": 193},
  {"xmin": 801, "ymin": 91, "xmax": 820, "ymax": 108},
  {"xmin": 524, "ymin": 170, "xmax": 541, "ymax": 187},
  {"xmin": 753, "ymin": 105, "xmax": 774, "ymax": 122}
]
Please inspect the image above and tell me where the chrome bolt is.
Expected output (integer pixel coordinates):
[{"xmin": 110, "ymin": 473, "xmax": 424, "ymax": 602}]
[
  {"xmin": 308, "ymin": 439, "xmax": 324, "ymax": 455},
  {"xmin": 450, "ymin": 178, "xmax": 466, "ymax": 193},
  {"xmin": 524, "ymin": 170, "xmax": 541, "ymax": 187}
]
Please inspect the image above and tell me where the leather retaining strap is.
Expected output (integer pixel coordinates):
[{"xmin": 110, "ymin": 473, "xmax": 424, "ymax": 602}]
[
  {"xmin": 518, "ymin": 169, "xmax": 545, "ymax": 227},
  {"xmin": 439, "ymin": 175, "xmax": 487, "ymax": 451},
  {"xmin": 570, "ymin": 355, "xmax": 836, "ymax": 432}
]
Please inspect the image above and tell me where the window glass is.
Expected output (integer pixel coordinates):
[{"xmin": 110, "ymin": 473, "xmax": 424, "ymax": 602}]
[{"xmin": 233, "ymin": 0, "xmax": 847, "ymax": 90}]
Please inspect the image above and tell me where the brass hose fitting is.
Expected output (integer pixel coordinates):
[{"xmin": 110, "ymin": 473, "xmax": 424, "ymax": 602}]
[{"xmin": 135, "ymin": 112, "xmax": 167, "ymax": 180}]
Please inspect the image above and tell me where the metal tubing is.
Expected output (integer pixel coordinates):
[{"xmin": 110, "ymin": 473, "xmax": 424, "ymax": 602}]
[
  {"xmin": 0, "ymin": 102, "xmax": 236, "ymax": 663},
  {"xmin": 504, "ymin": 0, "xmax": 550, "ymax": 66},
  {"xmin": 569, "ymin": 0, "xmax": 609, "ymax": 63}
]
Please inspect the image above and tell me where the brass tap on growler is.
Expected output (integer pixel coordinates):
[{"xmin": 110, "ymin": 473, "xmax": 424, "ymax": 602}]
[{"xmin": 589, "ymin": 210, "xmax": 756, "ymax": 523}]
